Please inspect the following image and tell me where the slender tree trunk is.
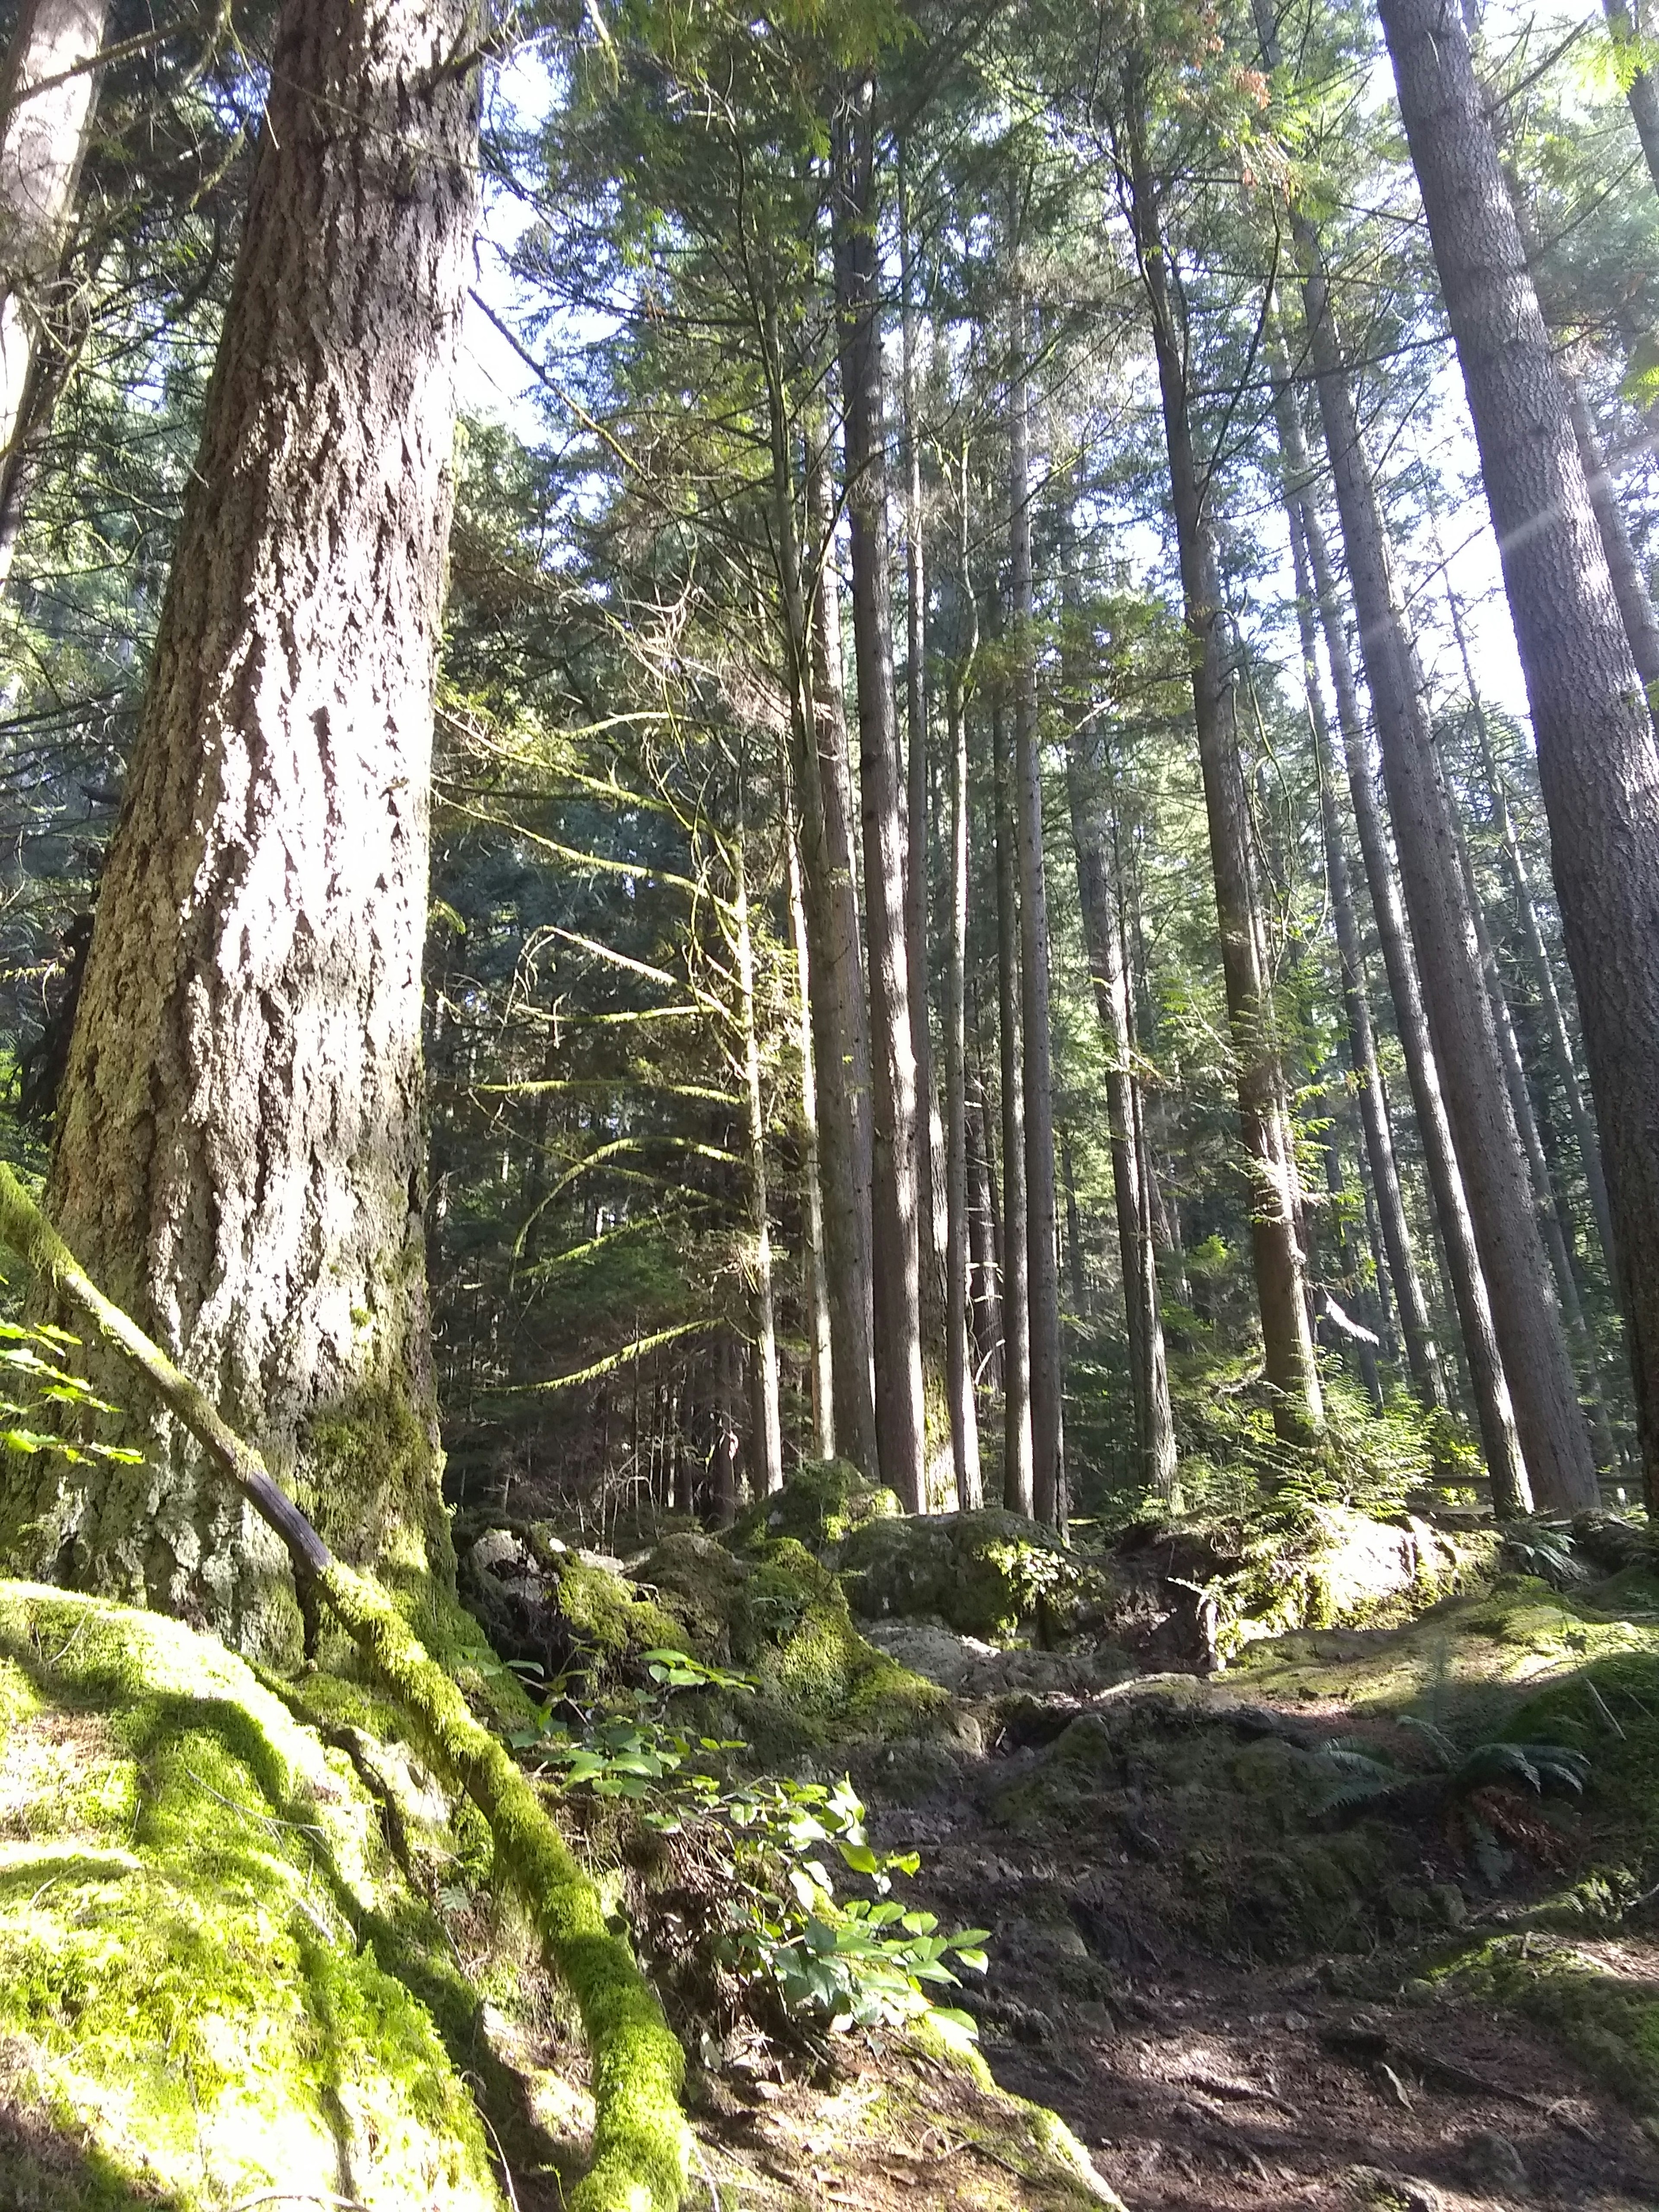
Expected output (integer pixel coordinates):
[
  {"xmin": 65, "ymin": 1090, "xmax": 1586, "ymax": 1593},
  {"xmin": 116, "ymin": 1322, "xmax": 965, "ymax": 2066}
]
[
  {"xmin": 804, "ymin": 427, "xmax": 878, "ymax": 1472},
  {"xmin": 1263, "ymin": 82, "xmax": 1593, "ymax": 1507},
  {"xmin": 993, "ymin": 688, "xmax": 1035, "ymax": 1514},
  {"xmin": 1382, "ymin": 0, "xmax": 1655, "ymax": 1507},
  {"xmin": 735, "ymin": 782, "xmax": 784, "ymax": 1494},
  {"xmin": 967, "ymin": 1081, "xmax": 1002, "ymax": 1390},
  {"xmin": 833, "ymin": 77, "xmax": 925, "ymax": 1512},
  {"xmin": 16, "ymin": 0, "xmax": 481, "ymax": 1650},
  {"xmin": 1443, "ymin": 570, "xmax": 1617, "ymax": 1268},
  {"xmin": 1067, "ymin": 720, "xmax": 1177, "ymax": 1500},
  {"xmin": 784, "ymin": 790, "xmax": 834, "ymax": 1459},
  {"xmin": 1008, "ymin": 293, "xmax": 1065, "ymax": 1521},
  {"xmin": 1604, "ymin": 0, "xmax": 1659, "ymax": 195},
  {"xmin": 1285, "ymin": 497, "xmax": 1443, "ymax": 1409},
  {"xmin": 1564, "ymin": 382, "xmax": 1659, "ymax": 724},
  {"xmin": 898, "ymin": 142, "xmax": 942, "ymax": 1336},
  {"xmin": 1124, "ymin": 86, "xmax": 1322, "ymax": 1439},
  {"xmin": 1278, "ymin": 379, "xmax": 1527, "ymax": 1505},
  {"xmin": 0, "ymin": 0, "xmax": 109, "ymax": 592},
  {"xmin": 944, "ymin": 449, "xmax": 982, "ymax": 1506}
]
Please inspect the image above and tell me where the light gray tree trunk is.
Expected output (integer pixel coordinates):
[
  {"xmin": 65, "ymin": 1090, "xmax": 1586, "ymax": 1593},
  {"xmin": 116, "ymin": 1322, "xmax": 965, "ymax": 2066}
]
[
  {"xmin": 12, "ymin": 0, "xmax": 482, "ymax": 1654},
  {"xmin": 732, "ymin": 778, "xmax": 785, "ymax": 1496},
  {"xmin": 943, "ymin": 446, "xmax": 982, "ymax": 1506},
  {"xmin": 0, "ymin": 0, "xmax": 109, "ymax": 591},
  {"xmin": 1564, "ymin": 380, "xmax": 1659, "ymax": 727},
  {"xmin": 993, "ymin": 686, "xmax": 1035, "ymax": 1515}
]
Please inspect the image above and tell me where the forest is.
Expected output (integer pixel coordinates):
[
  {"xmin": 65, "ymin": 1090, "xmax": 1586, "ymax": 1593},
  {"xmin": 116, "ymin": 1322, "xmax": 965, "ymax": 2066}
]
[{"xmin": 3, "ymin": 0, "xmax": 1659, "ymax": 2204}]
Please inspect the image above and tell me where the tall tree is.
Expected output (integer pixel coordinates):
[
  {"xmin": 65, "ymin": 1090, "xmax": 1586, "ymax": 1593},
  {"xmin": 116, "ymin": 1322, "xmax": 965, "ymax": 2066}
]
[
  {"xmin": 1381, "ymin": 0, "xmax": 1659, "ymax": 1507},
  {"xmin": 832, "ymin": 73, "xmax": 925, "ymax": 1511},
  {"xmin": 1008, "ymin": 289, "xmax": 1065, "ymax": 1522},
  {"xmin": 3, "ymin": 0, "xmax": 482, "ymax": 1649}
]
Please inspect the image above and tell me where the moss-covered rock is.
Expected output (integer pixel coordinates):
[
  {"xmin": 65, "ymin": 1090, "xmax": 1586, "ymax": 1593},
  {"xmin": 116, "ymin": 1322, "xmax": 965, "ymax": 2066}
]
[
  {"xmin": 835, "ymin": 1509, "xmax": 1111, "ymax": 1642},
  {"xmin": 728, "ymin": 1459, "xmax": 900, "ymax": 1553},
  {"xmin": 0, "ymin": 1582, "xmax": 504, "ymax": 2211}
]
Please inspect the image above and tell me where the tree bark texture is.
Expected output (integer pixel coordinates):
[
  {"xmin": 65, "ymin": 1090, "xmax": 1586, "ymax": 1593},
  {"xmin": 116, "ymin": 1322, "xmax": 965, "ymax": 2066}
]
[
  {"xmin": 833, "ymin": 77, "xmax": 925, "ymax": 1513},
  {"xmin": 13, "ymin": 0, "xmax": 481, "ymax": 1652},
  {"xmin": 944, "ymin": 454, "xmax": 982, "ymax": 1507},
  {"xmin": 1276, "ymin": 191, "xmax": 1593, "ymax": 1507},
  {"xmin": 1008, "ymin": 304, "xmax": 1065, "ymax": 1523},
  {"xmin": 785, "ymin": 800, "xmax": 835, "ymax": 1461},
  {"xmin": 1125, "ymin": 92, "xmax": 1323, "ymax": 1440},
  {"xmin": 0, "ymin": 0, "xmax": 109, "ymax": 553},
  {"xmin": 1382, "ymin": 0, "xmax": 1653, "ymax": 1508},
  {"xmin": 734, "ymin": 795, "xmax": 785, "ymax": 1496}
]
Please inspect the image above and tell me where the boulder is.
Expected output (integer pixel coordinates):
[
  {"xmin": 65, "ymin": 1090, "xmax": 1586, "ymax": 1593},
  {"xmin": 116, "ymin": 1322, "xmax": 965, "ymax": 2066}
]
[
  {"xmin": 729, "ymin": 1458, "xmax": 900, "ymax": 1553},
  {"xmin": 835, "ymin": 1507, "xmax": 1113, "ymax": 1641}
]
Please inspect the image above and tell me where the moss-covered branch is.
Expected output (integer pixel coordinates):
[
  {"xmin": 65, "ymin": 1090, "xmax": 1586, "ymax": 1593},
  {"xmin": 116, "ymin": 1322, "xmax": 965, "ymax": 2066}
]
[{"xmin": 0, "ymin": 1160, "xmax": 691, "ymax": 2212}]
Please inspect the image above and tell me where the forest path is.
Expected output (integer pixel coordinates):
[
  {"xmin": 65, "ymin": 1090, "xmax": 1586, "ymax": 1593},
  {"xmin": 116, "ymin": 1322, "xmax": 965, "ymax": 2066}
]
[{"xmin": 849, "ymin": 1634, "xmax": 1659, "ymax": 2212}]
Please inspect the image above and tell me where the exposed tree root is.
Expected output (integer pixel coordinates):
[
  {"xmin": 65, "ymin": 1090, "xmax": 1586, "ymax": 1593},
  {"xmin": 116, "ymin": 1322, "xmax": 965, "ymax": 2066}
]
[{"xmin": 0, "ymin": 1160, "xmax": 692, "ymax": 2212}]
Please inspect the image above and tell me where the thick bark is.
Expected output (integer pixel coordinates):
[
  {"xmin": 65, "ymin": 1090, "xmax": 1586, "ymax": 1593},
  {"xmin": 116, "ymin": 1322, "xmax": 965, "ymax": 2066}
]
[
  {"xmin": 993, "ymin": 689, "xmax": 1035, "ymax": 1515},
  {"xmin": 1604, "ymin": 0, "xmax": 1659, "ymax": 196},
  {"xmin": 1067, "ymin": 724, "xmax": 1178, "ymax": 1500},
  {"xmin": 805, "ymin": 427, "xmax": 878, "ymax": 1473},
  {"xmin": 1262, "ymin": 55, "xmax": 1593, "ymax": 1508},
  {"xmin": 1123, "ymin": 88, "xmax": 1322, "ymax": 1440},
  {"xmin": 1381, "ymin": 0, "xmax": 1655, "ymax": 1507},
  {"xmin": 1565, "ymin": 380, "xmax": 1659, "ymax": 724},
  {"xmin": 0, "ymin": 0, "xmax": 109, "ymax": 588},
  {"xmin": 1284, "ymin": 495, "xmax": 1444, "ymax": 1410},
  {"xmin": 832, "ymin": 78, "xmax": 925, "ymax": 1513},
  {"xmin": 14, "ymin": 0, "xmax": 481, "ymax": 1650},
  {"xmin": 1008, "ymin": 299, "xmax": 1065, "ymax": 1523}
]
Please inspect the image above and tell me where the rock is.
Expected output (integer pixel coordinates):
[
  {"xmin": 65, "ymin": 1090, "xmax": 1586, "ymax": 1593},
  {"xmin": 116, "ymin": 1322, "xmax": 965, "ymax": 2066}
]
[
  {"xmin": 728, "ymin": 1459, "xmax": 899, "ymax": 1553},
  {"xmin": 836, "ymin": 1508, "xmax": 1115, "ymax": 1640},
  {"xmin": 1462, "ymin": 2129, "xmax": 1530, "ymax": 2197},
  {"xmin": 1348, "ymin": 2168, "xmax": 1441, "ymax": 2212},
  {"xmin": 860, "ymin": 1617, "xmax": 1136, "ymax": 1700}
]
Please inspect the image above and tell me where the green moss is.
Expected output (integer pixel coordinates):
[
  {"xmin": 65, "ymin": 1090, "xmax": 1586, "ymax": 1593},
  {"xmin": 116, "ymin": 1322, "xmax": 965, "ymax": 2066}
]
[
  {"xmin": 555, "ymin": 1557, "xmax": 690, "ymax": 1673},
  {"xmin": 729, "ymin": 1459, "xmax": 900, "ymax": 1553},
  {"xmin": 319, "ymin": 1558, "xmax": 691, "ymax": 2212},
  {"xmin": 0, "ymin": 1581, "xmax": 502, "ymax": 2212},
  {"xmin": 1434, "ymin": 1935, "xmax": 1659, "ymax": 2119},
  {"xmin": 836, "ymin": 1510, "xmax": 1110, "ymax": 1641}
]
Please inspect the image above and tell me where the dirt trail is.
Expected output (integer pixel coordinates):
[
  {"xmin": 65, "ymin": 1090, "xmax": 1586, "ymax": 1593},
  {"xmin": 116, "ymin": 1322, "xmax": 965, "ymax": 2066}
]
[{"xmin": 849, "ymin": 1635, "xmax": 1659, "ymax": 2212}]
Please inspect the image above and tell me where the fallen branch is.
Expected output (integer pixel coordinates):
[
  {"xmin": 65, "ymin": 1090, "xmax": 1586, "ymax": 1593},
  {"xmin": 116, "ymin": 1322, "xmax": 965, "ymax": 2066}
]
[{"xmin": 0, "ymin": 1161, "xmax": 691, "ymax": 2212}]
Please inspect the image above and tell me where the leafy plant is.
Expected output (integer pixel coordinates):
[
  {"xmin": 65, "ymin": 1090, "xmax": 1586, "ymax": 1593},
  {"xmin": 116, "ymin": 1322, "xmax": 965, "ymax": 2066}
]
[
  {"xmin": 509, "ymin": 1646, "xmax": 990, "ymax": 2038},
  {"xmin": 1498, "ymin": 1517, "xmax": 1585, "ymax": 1590},
  {"xmin": 0, "ymin": 1305, "xmax": 144, "ymax": 1466}
]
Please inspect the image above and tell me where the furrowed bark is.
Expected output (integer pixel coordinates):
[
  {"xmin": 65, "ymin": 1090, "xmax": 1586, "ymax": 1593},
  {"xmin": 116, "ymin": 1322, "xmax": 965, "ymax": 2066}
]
[{"xmin": 13, "ymin": 0, "xmax": 485, "ymax": 1647}]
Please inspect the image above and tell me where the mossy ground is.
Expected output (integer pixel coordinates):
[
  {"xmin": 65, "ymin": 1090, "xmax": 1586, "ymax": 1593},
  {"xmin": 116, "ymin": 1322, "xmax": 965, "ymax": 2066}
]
[{"xmin": 0, "ymin": 1583, "xmax": 510, "ymax": 2210}]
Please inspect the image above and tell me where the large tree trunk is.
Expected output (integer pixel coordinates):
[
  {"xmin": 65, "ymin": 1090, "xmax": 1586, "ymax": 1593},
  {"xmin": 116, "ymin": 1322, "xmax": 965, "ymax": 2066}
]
[
  {"xmin": 1263, "ymin": 67, "xmax": 1595, "ymax": 1508},
  {"xmin": 993, "ymin": 687, "xmax": 1035, "ymax": 1514},
  {"xmin": 1008, "ymin": 298, "xmax": 1066, "ymax": 1523},
  {"xmin": 1286, "ymin": 499, "xmax": 1444, "ymax": 1411},
  {"xmin": 1381, "ymin": 0, "xmax": 1655, "ymax": 1508},
  {"xmin": 1278, "ymin": 378, "xmax": 1528, "ymax": 1506},
  {"xmin": 0, "ymin": 0, "xmax": 109, "ymax": 592},
  {"xmin": 784, "ymin": 801, "xmax": 834, "ymax": 1461},
  {"xmin": 832, "ymin": 76, "xmax": 925, "ymax": 1513},
  {"xmin": 1123, "ymin": 85, "xmax": 1322, "ymax": 1441},
  {"xmin": 806, "ymin": 426, "xmax": 879, "ymax": 1474},
  {"xmin": 10, "ymin": 0, "xmax": 481, "ymax": 1653}
]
